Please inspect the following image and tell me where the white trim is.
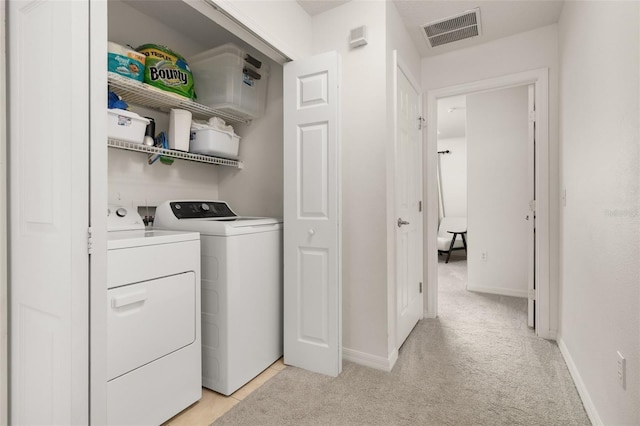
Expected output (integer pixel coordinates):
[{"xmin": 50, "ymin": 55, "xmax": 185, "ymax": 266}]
[
  {"xmin": 187, "ymin": 0, "xmax": 296, "ymax": 63},
  {"xmin": 89, "ymin": 1, "xmax": 109, "ymax": 423},
  {"xmin": 425, "ymin": 68, "xmax": 552, "ymax": 339},
  {"xmin": 387, "ymin": 50, "xmax": 399, "ymax": 359},
  {"xmin": 557, "ymin": 336, "xmax": 603, "ymax": 426},
  {"xmin": 343, "ymin": 347, "xmax": 398, "ymax": 372},
  {"xmin": 423, "ymin": 308, "xmax": 436, "ymax": 319},
  {"xmin": 466, "ymin": 285, "xmax": 528, "ymax": 299},
  {"xmin": 0, "ymin": 2, "xmax": 7, "ymax": 424}
]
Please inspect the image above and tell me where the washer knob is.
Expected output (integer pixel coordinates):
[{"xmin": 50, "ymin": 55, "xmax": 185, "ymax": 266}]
[
  {"xmin": 201, "ymin": 203, "xmax": 210, "ymax": 211},
  {"xmin": 116, "ymin": 208, "xmax": 127, "ymax": 218}
]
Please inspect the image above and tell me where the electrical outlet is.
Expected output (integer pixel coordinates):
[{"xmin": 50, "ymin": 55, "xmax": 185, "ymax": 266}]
[
  {"xmin": 481, "ymin": 251, "xmax": 488, "ymax": 261},
  {"xmin": 617, "ymin": 351, "xmax": 626, "ymax": 389}
]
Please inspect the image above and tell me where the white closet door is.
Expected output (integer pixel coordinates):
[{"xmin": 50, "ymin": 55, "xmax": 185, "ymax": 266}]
[
  {"xmin": 9, "ymin": 0, "xmax": 90, "ymax": 423},
  {"xmin": 283, "ymin": 51, "xmax": 341, "ymax": 376}
]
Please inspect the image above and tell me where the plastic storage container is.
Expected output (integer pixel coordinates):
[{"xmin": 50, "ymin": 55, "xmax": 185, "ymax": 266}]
[
  {"xmin": 189, "ymin": 128, "xmax": 240, "ymax": 159},
  {"xmin": 107, "ymin": 109, "xmax": 150, "ymax": 144},
  {"xmin": 189, "ymin": 44, "xmax": 269, "ymax": 120}
]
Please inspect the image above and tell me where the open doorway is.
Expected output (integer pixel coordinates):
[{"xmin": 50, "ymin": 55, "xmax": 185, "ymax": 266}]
[
  {"xmin": 424, "ymin": 68, "xmax": 552, "ymax": 339},
  {"xmin": 436, "ymin": 86, "xmax": 533, "ymax": 327}
]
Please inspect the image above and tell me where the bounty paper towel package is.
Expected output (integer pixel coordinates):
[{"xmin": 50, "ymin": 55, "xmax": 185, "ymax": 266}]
[{"xmin": 136, "ymin": 44, "xmax": 195, "ymax": 99}]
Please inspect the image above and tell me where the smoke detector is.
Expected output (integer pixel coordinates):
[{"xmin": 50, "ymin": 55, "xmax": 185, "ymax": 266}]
[{"xmin": 421, "ymin": 8, "xmax": 482, "ymax": 48}]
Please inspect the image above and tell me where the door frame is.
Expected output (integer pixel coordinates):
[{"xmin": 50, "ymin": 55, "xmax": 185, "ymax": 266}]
[
  {"xmin": 1, "ymin": 2, "xmax": 7, "ymax": 423},
  {"xmin": 390, "ymin": 50, "xmax": 424, "ymax": 355},
  {"xmin": 89, "ymin": 0, "xmax": 109, "ymax": 423},
  {"xmin": 424, "ymin": 68, "xmax": 554, "ymax": 339}
]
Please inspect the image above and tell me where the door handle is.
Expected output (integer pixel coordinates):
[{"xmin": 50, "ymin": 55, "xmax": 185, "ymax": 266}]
[
  {"xmin": 111, "ymin": 290, "xmax": 147, "ymax": 309},
  {"xmin": 397, "ymin": 218, "xmax": 410, "ymax": 227}
]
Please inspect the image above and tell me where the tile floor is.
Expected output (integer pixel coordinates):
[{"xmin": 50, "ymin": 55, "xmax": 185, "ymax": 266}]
[{"xmin": 162, "ymin": 358, "xmax": 286, "ymax": 426}]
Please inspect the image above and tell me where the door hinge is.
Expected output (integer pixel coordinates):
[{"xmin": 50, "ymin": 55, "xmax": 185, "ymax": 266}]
[
  {"xmin": 529, "ymin": 199, "xmax": 536, "ymax": 212},
  {"xmin": 528, "ymin": 288, "xmax": 536, "ymax": 301},
  {"xmin": 528, "ymin": 111, "xmax": 536, "ymax": 123},
  {"xmin": 419, "ymin": 282, "xmax": 423, "ymax": 293},
  {"xmin": 418, "ymin": 116, "xmax": 425, "ymax": 130},
  {"xmin": 87, "ymin": 227, "xmax": 94, "ymax": 255},
  {"xmin": 418, "ymin": 201, "xmax": 422, "ymax": 212}
]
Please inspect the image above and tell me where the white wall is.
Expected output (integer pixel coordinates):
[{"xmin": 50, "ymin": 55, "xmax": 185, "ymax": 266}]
[
  {"xmin": 422, "ymin": 24, "xmax": 560, "ymax": 329},
  {"xmin": 311, "ymin": 1, "xmax": 390, "ymax": 361},
  {"xmin": 108, "ymin": 0, "xmax": 208, "ymax": 58},
  {"xmin": 218, "ymin": 62, "xmax": 284, "ymax": 218},
  {"xmin": 466, "ymin": 86, "xmax": 529, "ymax": 297},
  {"xmin": 557, "ymin": 2, "xmax": 640, "ymax": 424},
  {"xmin": 437, "ymin": 137, "xmax": 467, "ymax": 218}
]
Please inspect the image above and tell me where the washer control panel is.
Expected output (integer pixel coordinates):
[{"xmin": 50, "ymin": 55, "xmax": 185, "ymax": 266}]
[{"xmin": 170, "ymin": 201, "xmax": 237, "ymax": 219}]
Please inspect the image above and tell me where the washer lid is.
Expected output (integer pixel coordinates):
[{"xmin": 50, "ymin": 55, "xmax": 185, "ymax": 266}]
[
  {"xmin": 157, "ymin": 217, "xmax": 282, "ymax": 236},
  {"xmin": 107, "ymin": 229, "xmax": 200, "ymax": 250}
]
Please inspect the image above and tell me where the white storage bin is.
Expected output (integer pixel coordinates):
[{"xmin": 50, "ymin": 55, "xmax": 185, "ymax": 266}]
[
  {"xmin": 189, "ymin": 127, "xmax": 240, "ymax": 159},
  {"xmin": 189, "ymin": 44, "xmax": 269, "ymax": 120},
  {"xmin": 107, "ymin": 109, "xmax": 150, "ymax": 144}
]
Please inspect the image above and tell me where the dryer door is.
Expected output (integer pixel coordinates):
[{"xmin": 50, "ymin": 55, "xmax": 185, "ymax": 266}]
[{"xmin": 107, "ymin": 272, "xmax": 196, "ymax": 380}]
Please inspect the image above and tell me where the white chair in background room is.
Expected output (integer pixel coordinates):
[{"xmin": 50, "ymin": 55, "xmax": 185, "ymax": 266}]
[{"xmin": 437, "ymin": 216, "xmax": 467, "ymax": 263}]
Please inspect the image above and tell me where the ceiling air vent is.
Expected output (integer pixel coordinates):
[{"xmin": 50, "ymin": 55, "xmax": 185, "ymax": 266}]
[{"xmin": 422, "ymin": 8, "xmax": 482, "ymax": 48}]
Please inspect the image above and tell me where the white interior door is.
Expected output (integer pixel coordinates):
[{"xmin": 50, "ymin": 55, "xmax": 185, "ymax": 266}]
[
  {"xmin": 9, "ymin": 1, "xmax": 90, "ymax": 423},
  {"xmin": 395, "ymin": 57, "xmax": 424, "ymax": 348},
  {"xmin": 283, "ymin": 51, "xmax": 341, "ymax": 376},
  {"xmin": 527, "ymin": 84, "xmax": 536, "ymax": 328}
]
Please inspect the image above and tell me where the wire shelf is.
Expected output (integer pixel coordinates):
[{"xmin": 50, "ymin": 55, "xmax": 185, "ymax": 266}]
[
  {"xmin": 107, "ymin": 72, "xmax": 251, "ymax": 125},
  {"xmin": 108, "ymin": 138, "xmax": 243, "ymax": 169}
]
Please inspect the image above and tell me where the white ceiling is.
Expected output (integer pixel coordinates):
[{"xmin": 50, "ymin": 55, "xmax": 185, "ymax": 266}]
[
  {"xmin": 393, "ymin": 0, "xmax": 564, "ymax": 57},
  {"xmin": 297, "ymin": 0, "xmax": 564, "ymax": 58},
  {"xmin": 437, "ymin": 95, "xmax": 466, "ymax": 140},
  {"xmin": 297, "ymin": 0, "xmax": 352, "ymax": 16}
]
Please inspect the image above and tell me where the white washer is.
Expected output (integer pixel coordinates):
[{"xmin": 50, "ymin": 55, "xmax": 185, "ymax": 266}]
[
  {"xmin": 154, "ymin": 200, "xmax": 283, "ymax": 396},
  {"xmin": 107, "ymin": 205, "xmax": 201, "ymax": 425}
]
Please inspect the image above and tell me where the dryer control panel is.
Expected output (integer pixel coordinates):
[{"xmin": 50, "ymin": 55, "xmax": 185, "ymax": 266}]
[
  {"xmin": 107, "ymin": 205, "xmax": 145, "ymax": 231},
  {"xmin": 170, "ymin": 201, "xmax": 237, "ymax": 219}
]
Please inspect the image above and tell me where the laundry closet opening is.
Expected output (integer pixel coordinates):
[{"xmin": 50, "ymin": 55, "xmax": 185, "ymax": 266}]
[{"xmin": 104, "ymin": 0, "xmax": 287, "ymax": 418}]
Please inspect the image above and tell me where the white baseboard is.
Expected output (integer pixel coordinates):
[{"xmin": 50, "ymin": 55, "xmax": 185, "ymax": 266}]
[
  {"xmin": 466, "ymin": 284, "xmax": 528, "ymax": 298},
  {"xmin": 538, "ymin": 328, "xmax": 557, "ymax": 340},
  {"xmin": 423, "ymin": 309, "xmax": 436, "ymax": 319},
  {"xmin": 556, "ymin": 335, "xmax": 603, "ymax": 426},
  {"xmin": 343, "ymin": 347, "xmax": 398, "ymax": 372}
]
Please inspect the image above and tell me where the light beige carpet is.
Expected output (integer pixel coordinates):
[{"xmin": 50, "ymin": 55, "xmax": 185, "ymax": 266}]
[{"xmin": 214, "ymin": 258, "xmax": 590, "ymax": 425}]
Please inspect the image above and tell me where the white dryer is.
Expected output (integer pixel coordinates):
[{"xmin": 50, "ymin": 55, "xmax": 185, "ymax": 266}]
[
  {"xmin": 154, "ymin": 200, "xmax": 283, "ymax": 396},
  {"xmin": 107, "ymin": 205, "xmax": 201, "ymax": 425}
]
